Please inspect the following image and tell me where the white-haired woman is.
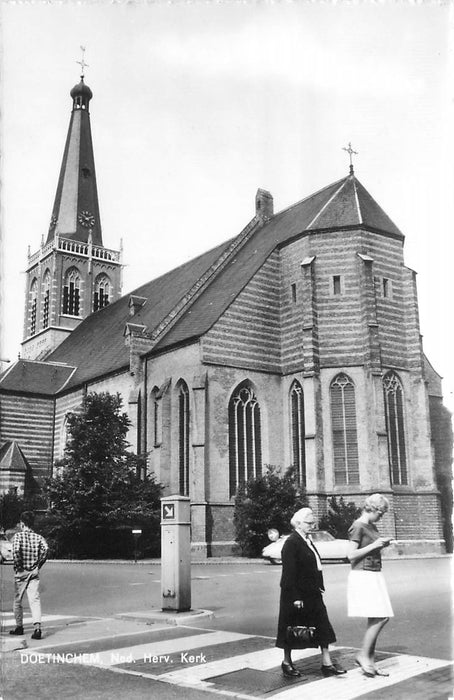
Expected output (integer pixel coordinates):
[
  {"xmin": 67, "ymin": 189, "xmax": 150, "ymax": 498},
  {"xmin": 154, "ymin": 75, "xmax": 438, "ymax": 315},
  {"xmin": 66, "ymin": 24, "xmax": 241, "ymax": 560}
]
[
  {"xmin": 276, "ymin": 507, "xmax": 346, "ymax": 678},
  {"xmin": 347, "ymin": 493, "xmax": 394, "ymax": 677}
]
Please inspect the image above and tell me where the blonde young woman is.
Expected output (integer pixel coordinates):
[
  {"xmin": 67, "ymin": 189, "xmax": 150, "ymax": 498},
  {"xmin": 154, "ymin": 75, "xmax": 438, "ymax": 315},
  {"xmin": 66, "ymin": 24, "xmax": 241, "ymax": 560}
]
[{"xmin": 347, "ymin": 494, "xmax": 394, "ymax": 677}]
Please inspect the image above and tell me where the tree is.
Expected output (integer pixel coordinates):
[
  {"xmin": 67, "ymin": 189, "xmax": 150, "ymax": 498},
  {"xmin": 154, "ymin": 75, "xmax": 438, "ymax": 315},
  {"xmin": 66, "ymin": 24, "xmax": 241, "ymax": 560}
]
[
  {"xmin": 318, "ymin": 496, "xmax": 361, "ymax": 539},
  {"xmin": 234, "ymin": 466, "xmax": 306, "ymax": 557},
  {"xmin": 42, "ymin": 392, "xmax": 162, "ymax": 558},
  {"xmin": 0, "ymin": 490, "xmax": 40, "ymax": 531}
]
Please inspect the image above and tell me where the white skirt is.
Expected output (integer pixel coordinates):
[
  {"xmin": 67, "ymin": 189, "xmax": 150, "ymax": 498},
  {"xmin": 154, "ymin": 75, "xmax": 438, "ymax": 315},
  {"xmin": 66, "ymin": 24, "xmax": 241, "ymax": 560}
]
[{"xmin": 347, "ymin": 570, "xmax": 394, "ymax": 618}]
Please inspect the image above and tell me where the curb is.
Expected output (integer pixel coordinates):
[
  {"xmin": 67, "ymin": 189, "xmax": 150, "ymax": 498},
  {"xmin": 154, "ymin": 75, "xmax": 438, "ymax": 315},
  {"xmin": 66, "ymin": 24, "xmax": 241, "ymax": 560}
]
[
  {"xmin": 45, "ymin": 554, "xmax": 452, "ymax": 565},
  {"xmin": 116, "ymin": 609, "xmax": 214, "ymax": 626}
]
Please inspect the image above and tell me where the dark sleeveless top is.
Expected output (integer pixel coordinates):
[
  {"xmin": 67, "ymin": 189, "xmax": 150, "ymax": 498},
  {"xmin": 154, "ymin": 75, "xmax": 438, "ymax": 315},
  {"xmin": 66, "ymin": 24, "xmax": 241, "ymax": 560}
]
[{"xmin": 348, "ymin": 520, "xmax": 382, "ymax": 571}]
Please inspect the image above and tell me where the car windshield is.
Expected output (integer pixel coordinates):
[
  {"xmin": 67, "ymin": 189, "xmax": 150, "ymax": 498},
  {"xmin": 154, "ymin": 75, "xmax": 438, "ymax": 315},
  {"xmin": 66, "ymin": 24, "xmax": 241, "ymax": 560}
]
[{"xmin": 312, "ymin": 531, "xmax": 335, "ymax": 542}]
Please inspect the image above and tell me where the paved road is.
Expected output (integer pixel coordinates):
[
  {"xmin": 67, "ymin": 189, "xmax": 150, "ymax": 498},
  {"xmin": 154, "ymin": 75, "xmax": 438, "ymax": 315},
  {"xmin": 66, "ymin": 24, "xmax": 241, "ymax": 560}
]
[{"xmin": 0, "ymin": 557, "xmax": 451, "ymax": 699}]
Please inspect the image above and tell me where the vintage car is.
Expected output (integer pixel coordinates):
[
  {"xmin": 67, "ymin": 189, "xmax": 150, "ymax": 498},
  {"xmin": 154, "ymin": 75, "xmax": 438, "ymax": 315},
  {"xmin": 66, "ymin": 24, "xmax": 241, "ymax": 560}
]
[
  {"xmin": 262, "ymin": 529, "xmax": 350, "ymax": 564},
  {"xmin": 0, "ymin": 533, "xmax": 13, "ymax": 564}
]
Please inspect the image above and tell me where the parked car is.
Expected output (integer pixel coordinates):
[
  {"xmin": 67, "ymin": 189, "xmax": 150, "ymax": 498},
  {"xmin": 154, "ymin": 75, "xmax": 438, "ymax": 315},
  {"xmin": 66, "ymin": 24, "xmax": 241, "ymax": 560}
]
[
  {"xmin": 262, "ymin": 529, "xmax": 350, "ymax": 564},
  {"xmin": 0, "ymin": 533, "xmax": 13, "ymax": 564}
]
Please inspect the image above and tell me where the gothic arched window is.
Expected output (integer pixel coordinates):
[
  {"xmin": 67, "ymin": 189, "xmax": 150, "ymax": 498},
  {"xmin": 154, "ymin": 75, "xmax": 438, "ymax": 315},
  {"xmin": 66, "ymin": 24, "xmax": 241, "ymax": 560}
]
[
  {"xmin": 93, "ymin": 274, "xmax": 111, "ymax": 312},
  {"xmin": 330, "ymin": 373, "xmax": 360, "ymax": 485},
  {"xmin": 290, "ymin": 381, "xmax": 306, "ymax": 486},
  {"xmin": 383, "ymin": 371, "xmax": 408, "ymax": 485},
  {"xmin": 42, "ymin": 270, "xmax": 51, "ymax": 329},
  {"xmin": 29, "ymin": 279, "xmax": 38, "ymax": 336},
  {"xmin": 178, "ymin": 381, "xmax": 190, "ymax": 496},
  {"xmin": 229, "ymin": 382, "xmax": 262, "ymax": 497},
  {"xmin": 62, "ymin": 268, "xmax": 81, "ymax": 316}
]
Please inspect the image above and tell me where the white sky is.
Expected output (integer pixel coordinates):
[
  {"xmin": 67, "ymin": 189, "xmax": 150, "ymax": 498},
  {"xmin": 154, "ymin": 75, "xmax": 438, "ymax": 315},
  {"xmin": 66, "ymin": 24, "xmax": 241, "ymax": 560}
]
[{"xmin": 1, "ymin": 1, "xmax": 453, "ymax": 411}]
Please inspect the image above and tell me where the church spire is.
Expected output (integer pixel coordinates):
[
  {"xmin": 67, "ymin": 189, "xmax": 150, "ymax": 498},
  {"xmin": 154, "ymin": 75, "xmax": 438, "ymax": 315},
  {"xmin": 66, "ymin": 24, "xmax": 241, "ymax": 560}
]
[{"xmin": 46, "ymin": 54, "xmax": 102, "ymax": 246}]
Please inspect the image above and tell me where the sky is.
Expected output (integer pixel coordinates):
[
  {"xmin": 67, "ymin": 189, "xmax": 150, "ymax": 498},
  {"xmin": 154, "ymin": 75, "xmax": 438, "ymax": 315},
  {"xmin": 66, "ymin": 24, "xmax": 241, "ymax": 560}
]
[{"xmin": 0, "ymin": 1, "xmax": 453, "ymax": 411}]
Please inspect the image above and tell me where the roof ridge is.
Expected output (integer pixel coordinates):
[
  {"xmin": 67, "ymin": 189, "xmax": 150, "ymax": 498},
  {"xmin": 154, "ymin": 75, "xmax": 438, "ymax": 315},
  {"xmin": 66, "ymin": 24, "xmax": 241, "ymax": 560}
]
[
  {"xmin": 88, "ymin": 235, "xmax": 239, "ymax": 320},
  {"xmin": 148, "ymin": 215, "xmax": 263, "ymax": 346},
  {"xmin": 273, "ymin": 175, "xmax": 348, "ymax": 219},
  {"xmin": 305, "ymin": 178, "xmax": 350, "ymax": 230},
  {"xmin": 351, "ymin": 176, "xmax": 363, "ymax": 224}
]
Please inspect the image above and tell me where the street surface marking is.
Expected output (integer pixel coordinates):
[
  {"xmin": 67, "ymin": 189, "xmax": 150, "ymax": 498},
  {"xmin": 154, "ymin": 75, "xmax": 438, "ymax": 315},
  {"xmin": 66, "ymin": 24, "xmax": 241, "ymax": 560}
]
[
  {"xmin": 10, "ymin": 619, "xmax": 453, "ymax": 700},
  {"xmin": 269, "ymin": 653, "xmax": 452, "ymax": 700},
  {"xmin": 89, "ymin": 630, "xmax": 250, "ymax": 666},
  {"xmin": 22, "ymin": 624, "xmax": 174, "ymax": 652},
  {"xmin": 160, "ymin": 646, "xmax": 320, "ymax": 685},
  {"xmin": 1, "ymin": 614, "xmax": 78, "ymax": 626}
]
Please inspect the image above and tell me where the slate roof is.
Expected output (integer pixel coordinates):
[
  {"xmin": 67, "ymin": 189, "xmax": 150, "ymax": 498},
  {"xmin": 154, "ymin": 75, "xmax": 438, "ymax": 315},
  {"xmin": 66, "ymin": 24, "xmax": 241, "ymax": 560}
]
[
  {"xmin": 46, "ymin": 236, "xmax": 237, "ymax": 388},
  {"xmin": 6, "ymin": 173, "xmax": 404, "ymax": 395},
  {"xmin": 0, "ymin": 441, "xmax": 29, "ymax": 473},
  {"xmin": 0, "ymin": 359, "xmax": 76, "ymax": 395}
]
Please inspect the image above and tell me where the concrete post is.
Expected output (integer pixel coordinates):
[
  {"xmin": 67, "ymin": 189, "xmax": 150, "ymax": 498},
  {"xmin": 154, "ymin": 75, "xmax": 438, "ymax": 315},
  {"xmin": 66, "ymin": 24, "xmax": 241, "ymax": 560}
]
[{"xmin": 160, "ymin": 494, "xmax": 191, "ymax": 611}]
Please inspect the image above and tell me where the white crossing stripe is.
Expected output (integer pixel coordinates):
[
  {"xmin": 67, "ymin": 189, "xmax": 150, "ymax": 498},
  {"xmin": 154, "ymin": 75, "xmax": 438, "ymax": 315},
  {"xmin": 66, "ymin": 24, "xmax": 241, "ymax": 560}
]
[
  {"xmin": 160, "ymin": 646, "xmax": 320, "ymax": 686},
  {"xmin": 1, "ymin": 614, "xmax": 78, "ymax": 626},
  {"xmin": 90, "ymin": 630, "xmax": 250, "ymax": 667},
  {"xmin": 269, "ymin": 653, "xmax": 452, "ymax": 700}
]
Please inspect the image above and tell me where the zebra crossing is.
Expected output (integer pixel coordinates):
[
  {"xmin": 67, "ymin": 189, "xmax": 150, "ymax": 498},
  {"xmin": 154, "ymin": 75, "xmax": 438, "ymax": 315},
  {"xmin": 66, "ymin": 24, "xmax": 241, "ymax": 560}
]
[{"xmin": 11, "ymin": 614, "xmax": 453, "ymax": 699}]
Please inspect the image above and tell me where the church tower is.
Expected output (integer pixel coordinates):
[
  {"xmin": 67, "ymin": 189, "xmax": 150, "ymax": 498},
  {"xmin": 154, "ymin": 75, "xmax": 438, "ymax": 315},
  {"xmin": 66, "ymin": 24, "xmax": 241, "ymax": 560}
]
[{"xmin": 22, "ymin": 64, "xmax": 122, "ymax": 360}]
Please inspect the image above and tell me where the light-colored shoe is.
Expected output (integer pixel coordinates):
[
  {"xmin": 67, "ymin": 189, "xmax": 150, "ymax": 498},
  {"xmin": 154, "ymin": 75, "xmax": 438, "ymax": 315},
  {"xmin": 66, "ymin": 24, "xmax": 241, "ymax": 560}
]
[{"xmin": 355, "ymin": 656, "xmax": 375, "ymax": 677}]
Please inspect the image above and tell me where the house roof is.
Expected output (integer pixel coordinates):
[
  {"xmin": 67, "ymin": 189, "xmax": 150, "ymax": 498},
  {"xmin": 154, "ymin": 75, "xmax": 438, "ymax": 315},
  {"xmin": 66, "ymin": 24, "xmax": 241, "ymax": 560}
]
[
  {"xmin": 0, "ymin": 359, "xmax": 76, "ymax": 395},
  {"xmin": 0, "ymin": 441, "xmax": 30, "ymax": 473},
  {"xmin": 10, "ymin": 172, "xmax": 404, "ymax": 394}
]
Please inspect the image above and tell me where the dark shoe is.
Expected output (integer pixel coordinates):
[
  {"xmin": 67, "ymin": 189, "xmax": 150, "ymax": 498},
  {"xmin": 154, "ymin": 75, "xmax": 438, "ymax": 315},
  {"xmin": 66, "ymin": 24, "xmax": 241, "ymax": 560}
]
[
  {"xmin": 9, "ymin": 626, "xmax": 24, "ymax": 636},
  {"xmin": 281, "ymin": 661, "xmax": 301, "ymax": 677},
  {"xmin": 31, "ymin": 628, "xmax": 42, "ymax": 640},
  {"xmin": 322, "ymin": 663, "xmax": 347, "ymax": 676},
  {"xmin": 355, "ymin": 656, "xmax": 375, "ymax": 677}
]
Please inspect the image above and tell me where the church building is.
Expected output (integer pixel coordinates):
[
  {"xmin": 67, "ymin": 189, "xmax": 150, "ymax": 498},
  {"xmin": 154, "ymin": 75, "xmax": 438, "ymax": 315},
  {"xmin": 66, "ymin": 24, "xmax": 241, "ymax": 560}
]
[{"xmin": 0, "ymin": 74, "xmax": 447, "ymax": 556}]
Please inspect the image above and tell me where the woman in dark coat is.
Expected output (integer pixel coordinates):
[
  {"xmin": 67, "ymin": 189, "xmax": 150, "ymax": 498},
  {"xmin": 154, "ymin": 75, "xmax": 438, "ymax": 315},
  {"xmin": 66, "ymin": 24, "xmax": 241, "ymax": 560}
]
[{"xmin": 276, "ymin": 507, "xmax": 345, "ymax": 678}]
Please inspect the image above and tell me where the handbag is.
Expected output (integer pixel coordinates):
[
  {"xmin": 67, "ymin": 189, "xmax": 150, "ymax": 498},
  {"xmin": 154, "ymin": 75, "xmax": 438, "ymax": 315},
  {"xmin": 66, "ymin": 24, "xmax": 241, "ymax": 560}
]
[{"xmin": 285, "ymin": 624, "xmax": 318, "ymax": 649}]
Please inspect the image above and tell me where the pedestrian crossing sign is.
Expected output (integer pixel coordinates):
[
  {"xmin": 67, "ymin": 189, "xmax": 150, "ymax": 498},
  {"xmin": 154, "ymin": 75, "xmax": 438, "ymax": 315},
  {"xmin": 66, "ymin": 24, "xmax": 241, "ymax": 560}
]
[{"xmin": 162, "ymin": 503, "xmax": 175, "ymax": 520}]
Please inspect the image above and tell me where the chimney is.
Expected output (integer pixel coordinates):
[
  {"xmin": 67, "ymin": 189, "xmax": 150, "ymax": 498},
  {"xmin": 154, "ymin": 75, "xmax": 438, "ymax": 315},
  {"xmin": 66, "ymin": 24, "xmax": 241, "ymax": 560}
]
[{"xmin": 255, "ymin": 189, "xmax": 274, "ymax": 219}]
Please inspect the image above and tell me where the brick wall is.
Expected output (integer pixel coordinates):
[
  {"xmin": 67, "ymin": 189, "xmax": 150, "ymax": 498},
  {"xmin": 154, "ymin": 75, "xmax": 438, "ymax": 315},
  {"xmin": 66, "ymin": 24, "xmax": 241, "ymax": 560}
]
[
  {"xmin": 202, "ymin": 250, "xmax": 281, "ymax": 371},
  {"xmin": 394, "ymin": 492, "xmax": 444, "ymax": 540},
  {"xmin": 0, "ymin": 393, "xmax": 54, "ymax": 483}
]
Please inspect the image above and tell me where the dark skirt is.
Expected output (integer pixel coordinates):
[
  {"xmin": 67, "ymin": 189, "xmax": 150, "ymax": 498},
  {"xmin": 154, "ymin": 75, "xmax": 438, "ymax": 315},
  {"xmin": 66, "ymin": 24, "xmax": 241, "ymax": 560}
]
[{"xmin": 276, "ymin": 590, "xmax": 336, "ymax": 649}]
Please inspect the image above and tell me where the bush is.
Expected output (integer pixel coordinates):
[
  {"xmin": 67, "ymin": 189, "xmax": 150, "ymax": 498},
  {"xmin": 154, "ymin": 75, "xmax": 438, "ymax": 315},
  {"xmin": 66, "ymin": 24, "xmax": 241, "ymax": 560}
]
[
  {"xmin": 319, "ymin": 496, "xmax": 362, "ymax": 539},
  {"xmin": 234, "ymin": 466, "xmax": 306, "ymax": 557},
  {"xmin": 0, "ymin": 490, "xmax": 42, "ymax": 530}
]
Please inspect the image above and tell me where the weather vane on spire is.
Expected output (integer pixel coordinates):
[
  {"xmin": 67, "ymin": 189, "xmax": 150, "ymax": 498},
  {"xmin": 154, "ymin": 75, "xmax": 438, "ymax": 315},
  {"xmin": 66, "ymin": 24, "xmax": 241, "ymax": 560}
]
[
  {"xmin": 76, "ymin": 46, "xmax": 89, "ymax": 79},
  {"xmin": 342, "ymin": 142, "xmax": 358, "ymax": 175}
]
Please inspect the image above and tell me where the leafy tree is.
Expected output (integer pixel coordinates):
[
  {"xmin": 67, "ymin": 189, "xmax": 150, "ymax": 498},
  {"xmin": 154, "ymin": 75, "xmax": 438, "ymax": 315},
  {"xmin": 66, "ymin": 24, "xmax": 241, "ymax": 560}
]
[
  {"xmin": 319, "ymin": 496, "xmax": 361, "ymax": 539},
  {"xmin": 0, "ymin": 490, "xmax": 42, "ymax": 531},
  {"xmin": 234, "ymin": 466, "xmax": 306, "ymax": 557},
  {"xmin": 42, "ymin": 392, "xmax": 162, "ymax": 558}
]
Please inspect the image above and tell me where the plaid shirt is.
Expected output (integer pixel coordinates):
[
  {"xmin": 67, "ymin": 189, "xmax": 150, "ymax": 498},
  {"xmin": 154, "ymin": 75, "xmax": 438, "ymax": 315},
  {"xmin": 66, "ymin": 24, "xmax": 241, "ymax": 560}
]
[{"xmin": 12, "ymin": 528, "xmax": 48, "ymax": 573}]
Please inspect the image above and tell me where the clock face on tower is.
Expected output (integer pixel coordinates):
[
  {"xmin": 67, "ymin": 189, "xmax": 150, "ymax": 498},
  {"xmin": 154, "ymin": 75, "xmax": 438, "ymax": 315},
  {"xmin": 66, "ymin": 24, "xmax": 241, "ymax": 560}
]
[{"xmin": 78, "ymin": 210, "xmax": 95, "ymax": 228}]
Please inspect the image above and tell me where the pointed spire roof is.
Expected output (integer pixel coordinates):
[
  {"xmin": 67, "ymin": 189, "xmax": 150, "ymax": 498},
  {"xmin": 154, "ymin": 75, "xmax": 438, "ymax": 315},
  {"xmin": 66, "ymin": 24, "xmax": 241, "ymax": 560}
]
[
  {"xmin": 0, "ymin": 441, "xmax": 29, "ymax": 473},
  {"xmin": 46, "ymin": 75, "xmax": 102, "ymax": 246},
  {"xmin": 302, "ymin": 172, "xmax": 403, "ymax": 236}
]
